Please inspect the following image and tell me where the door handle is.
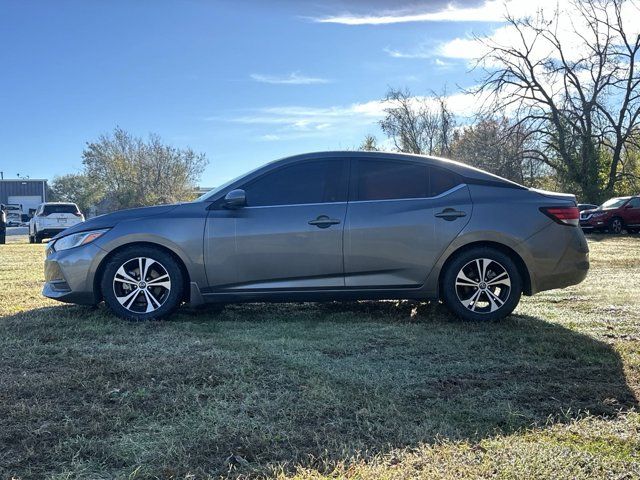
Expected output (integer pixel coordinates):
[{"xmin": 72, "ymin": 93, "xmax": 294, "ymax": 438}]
[
  {"xmin": 435, "ymin": 208, "xmax": 467, "ymax": 221},
  {"xmin": 308, "ymin": 215, "xmax": 341, "ymax": 228}
]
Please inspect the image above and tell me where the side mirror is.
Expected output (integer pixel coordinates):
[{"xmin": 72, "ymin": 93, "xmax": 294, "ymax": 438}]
[{"xmin": 223, "ymin": 189, "xmax": 246, "ymax": 209}]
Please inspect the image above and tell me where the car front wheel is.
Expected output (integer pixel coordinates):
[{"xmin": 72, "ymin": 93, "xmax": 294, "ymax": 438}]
[
  {"xmin": 441, "ymin": 247, "xmax": 522, "ymax": 321},
  {"xmin": 101, "ymin": 246, "xmax": 184, "ymax": 321},
  {"xmin": 609, "ymin": 217, "xmax": 624, "ymax": 234}
]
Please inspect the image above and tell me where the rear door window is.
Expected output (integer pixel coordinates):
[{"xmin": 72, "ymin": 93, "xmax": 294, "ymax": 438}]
[{"xmin": 354, "ymin": 159, "xmax": 429, "ymax": 201}]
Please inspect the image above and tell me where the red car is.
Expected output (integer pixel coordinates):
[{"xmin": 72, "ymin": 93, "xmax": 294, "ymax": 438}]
[{"xmin": 580, "ymin": 196, "xmax": 640, "ymax": 233}]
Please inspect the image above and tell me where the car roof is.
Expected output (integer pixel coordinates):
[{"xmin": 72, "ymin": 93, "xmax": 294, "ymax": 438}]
[
  {"xmin": 268, "ymin": 151, "xmax": 526, "ymax": 189},
  {"xmin": 41, "ymin": 202, "xmax": 78, "ymax": 205}
]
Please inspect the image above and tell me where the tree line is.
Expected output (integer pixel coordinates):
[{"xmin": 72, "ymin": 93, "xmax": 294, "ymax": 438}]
[
  {"xmin": 52, "ymin": 0, "xmax": 639, "ymax": 212},
  {"xmin": 362, "ymin": 0, "xmax": 640, "ymax": 203}
]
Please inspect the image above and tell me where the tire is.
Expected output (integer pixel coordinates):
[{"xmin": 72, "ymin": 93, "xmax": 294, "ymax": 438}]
[
  {"xmin": 441, "ymin": 247, "xmax": 523, "ymax": 321},
  {"xmin": 29, "ymin": 234, "xmax": 34, "ymax": 244},
  {"xmin": 100, "ymin": 246, "xmax": 185, "ymax": 321},
  {"xmin": 608, "ymin": 217, "xmax": 624, "ymax": 234},
  {"xmin": 0, "ymin": 231, "xmax": 5, "ymax": 245}
]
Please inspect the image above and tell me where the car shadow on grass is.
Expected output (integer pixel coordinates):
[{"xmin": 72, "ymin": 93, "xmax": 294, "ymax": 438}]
[{"xmin": 0, "ymin": 302, "xmax": 637, "ymax": 478}]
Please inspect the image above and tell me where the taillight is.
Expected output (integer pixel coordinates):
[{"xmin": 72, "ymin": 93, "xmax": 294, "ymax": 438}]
[{"xmin": 540, "ymin": 206, "xmax": 580, "ymax": 226}]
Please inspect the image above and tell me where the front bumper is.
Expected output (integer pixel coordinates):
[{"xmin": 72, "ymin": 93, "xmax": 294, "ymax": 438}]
[
  {"xmin": 579, "ymin": 215, "xmax": 608, "ymax": 230},
  {"xmin": 43, "ymin": 242, "xmax": 107, "ymax": 305}
]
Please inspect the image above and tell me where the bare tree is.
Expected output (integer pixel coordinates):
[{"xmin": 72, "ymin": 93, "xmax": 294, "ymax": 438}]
[
  {"xmin": 473, "ymin": 0, "xmax": 640, "ymax": 202},
  {"xmin": 452, "ymin": 117, "xmax": 546, "ymax": 185},
  {"xmin": 379, "ymin": 88, "xmax": 455, "ymax": 156}
]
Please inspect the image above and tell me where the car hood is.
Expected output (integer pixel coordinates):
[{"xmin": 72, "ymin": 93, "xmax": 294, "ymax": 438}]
[
  {"xmin": 583, "ymin": 207, "xmax": 615, "ymax": 214},
  {"xmin": 50, "ymin": 204, "xmax": 180, "ymax": 240}
]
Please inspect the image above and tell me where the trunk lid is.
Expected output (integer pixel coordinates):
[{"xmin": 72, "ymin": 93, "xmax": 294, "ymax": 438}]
[{"xmin": 529, "ymin": 188, "xmax": 577, "ymax": 204}]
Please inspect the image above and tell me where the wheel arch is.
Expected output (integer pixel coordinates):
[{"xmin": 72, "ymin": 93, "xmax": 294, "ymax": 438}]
[
  {"xmin": 93, "ymin": 241, "xmax": 192, "ymax": 303},
  {"xmin": 437, "ymin": 240, "xmax": 532, "ymax": 297}
]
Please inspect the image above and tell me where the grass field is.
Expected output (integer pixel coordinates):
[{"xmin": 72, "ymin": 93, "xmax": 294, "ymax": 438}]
[{"xmin": 0, "ymin": 235, "xmax": 639, "ymax": 479}]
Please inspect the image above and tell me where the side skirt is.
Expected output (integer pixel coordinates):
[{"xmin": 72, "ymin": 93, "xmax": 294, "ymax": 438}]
[{"xmin": 189, "ymin": 282, "xmax": 437, "ymax": 305}]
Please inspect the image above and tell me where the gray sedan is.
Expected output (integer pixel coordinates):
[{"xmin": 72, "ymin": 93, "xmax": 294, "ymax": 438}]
[{"xmin": 43, "ymin": 151, "xmax": 589, "ymax": 321}]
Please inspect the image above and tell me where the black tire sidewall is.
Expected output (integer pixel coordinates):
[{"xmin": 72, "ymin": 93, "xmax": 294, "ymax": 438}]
[
  {"xmin": 100, "ymin": 246, "xmax": 184, "ymax": 321},
  {"xmin": 441, "ymin": 247, "xmax": 522, "ymax": 321}
]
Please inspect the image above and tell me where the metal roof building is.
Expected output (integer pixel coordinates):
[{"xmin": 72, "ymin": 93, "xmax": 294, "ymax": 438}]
[{"xmin": 0, "ymin": 179, "xmax": 48, "ymax": 214}]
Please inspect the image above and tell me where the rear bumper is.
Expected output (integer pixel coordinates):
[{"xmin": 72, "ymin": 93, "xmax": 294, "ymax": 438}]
[{"xmin": 525, "ymin": 224, "xmax": 590, "ymax": 294}]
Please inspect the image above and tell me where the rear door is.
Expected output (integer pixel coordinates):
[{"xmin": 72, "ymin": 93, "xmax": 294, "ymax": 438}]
[
  {"xmin": 205, "ymin": 158, "xmax": 349, "ymax": 290},
  {"xmin": 344, "ymin": 158, "xmax": 471, "ymax": 287},
  {"xmin": 625, "ymin": 197, "xmax": 640, "ymax": 226}
]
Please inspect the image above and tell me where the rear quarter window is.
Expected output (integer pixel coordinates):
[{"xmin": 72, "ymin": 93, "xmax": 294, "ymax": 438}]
[{"xmin": 429, "ymin": 166, "xmax": 463, "ymax": 197}]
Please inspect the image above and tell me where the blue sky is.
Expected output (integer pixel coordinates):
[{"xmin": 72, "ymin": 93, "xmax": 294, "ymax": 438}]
[{"xmin": 0, "ymin": 0, "xmax": 511, "ymax": 187}]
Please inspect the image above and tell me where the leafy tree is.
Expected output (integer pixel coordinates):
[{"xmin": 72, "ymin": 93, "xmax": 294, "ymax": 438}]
[
  {"xmin": 82, "ymin": 127, "xmax": 208, "ymax": 210},
  {"xmin": 49, "ymin": 173, "xmax": 104, "ymax": 216}
]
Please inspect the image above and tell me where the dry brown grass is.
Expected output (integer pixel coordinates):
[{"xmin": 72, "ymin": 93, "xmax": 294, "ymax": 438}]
[{"xmin": 0, "ymin": 234, "xmax": 638, "ymax": 479}]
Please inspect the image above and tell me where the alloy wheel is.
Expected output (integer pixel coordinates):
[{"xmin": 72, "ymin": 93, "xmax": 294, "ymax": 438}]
[
  {"xmin": 611, "ymin": 218, "xmax": 623, "ymax": 234},
  {"xmin": 112, "ymin": 257, "xmax": 172, "ymax": 313},
  {"xmin": 455, "ymin": 258, "xmax": 511, "ymax": 314}
]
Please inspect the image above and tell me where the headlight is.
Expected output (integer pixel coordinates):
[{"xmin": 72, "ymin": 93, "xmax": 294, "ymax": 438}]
[{"xmin": 52, "ymin": 229, "xmax": 109, "ymax": 252}]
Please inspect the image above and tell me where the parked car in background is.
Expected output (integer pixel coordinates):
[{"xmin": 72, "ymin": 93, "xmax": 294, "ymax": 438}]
[
  {"xmin": 5, "ymin": 204, "xmax": 23, "ymax": 227},
  {"xmin": 578, "ymin": 203, "xmax": 598, "ymax": 212},
  {"xmin": 0, "ymin": 204, "xmax": 6, "ymax": 244},
  {"xmin": 42, "ymin": 151, "xmax": 589, "ymax": 322},
  {"xmin": 579, "ymin": 196, "xmax": 640, "ymax": 234},
  {"xmin": 29, "ymin": 202, "xmax": 84, "ymax": 243}
]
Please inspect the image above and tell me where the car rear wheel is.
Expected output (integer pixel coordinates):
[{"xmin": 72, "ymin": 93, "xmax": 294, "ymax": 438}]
[
  {"xmin": 609, "ymin": 217, "xmax": 624, "ymax": 234},
  {"xmin": 441, "ymin": 247, "xmax": 522, "ymax": 321},
  {"xmin": 101, "ymin": 246, "xmax": 184, "ymax": 321}
]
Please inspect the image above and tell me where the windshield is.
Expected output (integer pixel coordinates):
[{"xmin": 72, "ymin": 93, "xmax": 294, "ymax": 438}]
[{"xmin": 600, "ymin": 197, "xmax": 629, "ymax": 209}]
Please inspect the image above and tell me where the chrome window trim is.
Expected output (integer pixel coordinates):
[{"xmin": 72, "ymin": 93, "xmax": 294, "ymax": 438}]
[
  {"xmin": 243, "ymin": 201, "xmax": 348, "ymax": 210},
  {"xmin": 349, "ymin": 183, "xmax": 467, "ymax": 205},
  {"xmin": 240, "ymin": 184, "xmax": 467, "ymax": 209}
]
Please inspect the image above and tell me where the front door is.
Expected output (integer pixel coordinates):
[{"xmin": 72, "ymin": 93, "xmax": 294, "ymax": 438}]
[
  {"xmin": 344, "ymin": 158, "xmax": 471, "ymax": 287},
  {"xmin": 205, "ymin": 158, "xmax": 349, "ymax": 290}
]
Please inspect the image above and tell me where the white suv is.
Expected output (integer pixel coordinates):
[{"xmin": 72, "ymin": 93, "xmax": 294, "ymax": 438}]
[{"xmin": 29, "ymin": 202, "xmax": 85, "ymax": 243}]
